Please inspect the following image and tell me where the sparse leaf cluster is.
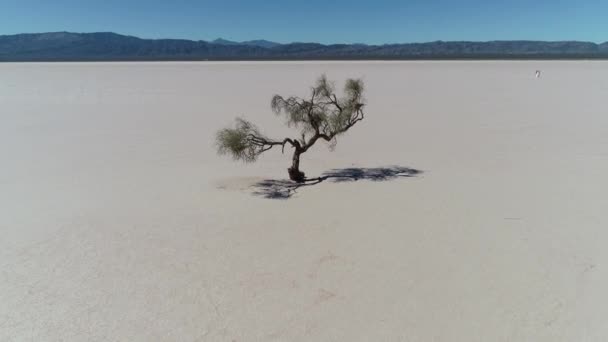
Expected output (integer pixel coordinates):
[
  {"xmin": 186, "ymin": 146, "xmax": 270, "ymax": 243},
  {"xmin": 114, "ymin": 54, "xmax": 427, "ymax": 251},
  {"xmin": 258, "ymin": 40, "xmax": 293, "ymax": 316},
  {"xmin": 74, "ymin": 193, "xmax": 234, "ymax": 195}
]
[{"xmin": 270, "ymin": 75, "xmax": 365, "ymax": 148}]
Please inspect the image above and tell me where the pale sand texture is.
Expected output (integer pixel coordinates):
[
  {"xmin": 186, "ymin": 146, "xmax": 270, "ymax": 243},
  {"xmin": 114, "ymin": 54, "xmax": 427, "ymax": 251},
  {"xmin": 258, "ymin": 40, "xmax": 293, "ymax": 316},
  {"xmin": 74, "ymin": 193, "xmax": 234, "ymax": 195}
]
[{"xmin": 1, "ymin": 61, "xmax": 608, "ymax": 341}]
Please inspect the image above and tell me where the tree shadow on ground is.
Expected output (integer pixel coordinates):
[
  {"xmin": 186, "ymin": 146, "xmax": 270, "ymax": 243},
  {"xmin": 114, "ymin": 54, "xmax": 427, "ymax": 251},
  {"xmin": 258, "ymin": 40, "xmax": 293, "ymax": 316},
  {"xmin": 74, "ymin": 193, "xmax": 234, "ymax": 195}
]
[{"xmin": 252, "ymin": 166, "xmax": 422, "ymax": 199}]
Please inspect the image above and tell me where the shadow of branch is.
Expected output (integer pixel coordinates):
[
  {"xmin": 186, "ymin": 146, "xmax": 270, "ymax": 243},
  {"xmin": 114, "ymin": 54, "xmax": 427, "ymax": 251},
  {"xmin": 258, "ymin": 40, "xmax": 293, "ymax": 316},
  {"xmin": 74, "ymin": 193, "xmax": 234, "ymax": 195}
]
[{"xmin": 251, "ymin": 166, "xmax": 422, "ymax": 199}]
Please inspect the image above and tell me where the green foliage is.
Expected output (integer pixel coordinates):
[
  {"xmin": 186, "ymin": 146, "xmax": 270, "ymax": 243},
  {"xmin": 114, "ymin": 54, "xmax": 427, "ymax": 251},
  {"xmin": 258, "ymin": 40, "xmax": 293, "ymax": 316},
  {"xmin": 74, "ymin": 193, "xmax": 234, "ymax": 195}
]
[
  {"xmin": 216, "ymin": 118, "xmax": 268, "ymax": 162},
  {"xmin": 271, "ymin": 75, "xmax": 365, "ymax": 146},
  {"xmin": 216, "ymin": 75, "xmax": 366, "ymax": 167}
]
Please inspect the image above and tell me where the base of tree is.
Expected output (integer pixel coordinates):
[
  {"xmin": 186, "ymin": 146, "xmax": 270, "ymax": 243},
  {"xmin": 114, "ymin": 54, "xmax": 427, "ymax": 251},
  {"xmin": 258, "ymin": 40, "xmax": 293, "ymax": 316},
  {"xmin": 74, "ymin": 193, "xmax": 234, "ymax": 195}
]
[{"xmin": 288, "ymin": 167, "xmax": 306, "ymax": 183}]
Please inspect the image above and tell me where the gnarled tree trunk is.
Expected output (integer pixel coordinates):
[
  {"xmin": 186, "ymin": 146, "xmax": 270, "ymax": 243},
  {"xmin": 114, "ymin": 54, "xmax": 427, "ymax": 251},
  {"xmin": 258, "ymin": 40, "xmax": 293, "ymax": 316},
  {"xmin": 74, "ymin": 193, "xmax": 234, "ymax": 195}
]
[{"xmin": 288, "ymin": 149, "xmax": 305, "ymax": 183}]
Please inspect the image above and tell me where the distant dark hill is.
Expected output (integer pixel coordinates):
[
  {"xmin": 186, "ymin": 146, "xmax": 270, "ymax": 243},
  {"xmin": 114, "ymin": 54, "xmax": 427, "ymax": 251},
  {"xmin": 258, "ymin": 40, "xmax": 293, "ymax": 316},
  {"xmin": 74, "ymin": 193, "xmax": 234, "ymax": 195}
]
[
  {"xmin": 242, "ymin": 40, "xmax": 282, "ymax": 49},
  {"xmin": 213, "ymin": 38, "xmax": 281, "ymax": 48},
  {"xmin": 212, "ymin": 38, "xmax": 240, "ymax": 46},
  {"xmin": 1, "ymin": 32, "xmax": 607, "ymax": 61},
  {"xmin": 0, "ymin": 32, "xmax": 267, "ymax": 61}
]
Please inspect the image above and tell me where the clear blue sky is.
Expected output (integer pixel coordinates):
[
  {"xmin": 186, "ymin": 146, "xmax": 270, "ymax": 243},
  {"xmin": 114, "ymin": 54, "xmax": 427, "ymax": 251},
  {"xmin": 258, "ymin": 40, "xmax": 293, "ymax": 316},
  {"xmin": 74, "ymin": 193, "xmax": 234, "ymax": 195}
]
[{"xmin": 1, "ymin": 0, "xmax": 606, "ymax": 44}]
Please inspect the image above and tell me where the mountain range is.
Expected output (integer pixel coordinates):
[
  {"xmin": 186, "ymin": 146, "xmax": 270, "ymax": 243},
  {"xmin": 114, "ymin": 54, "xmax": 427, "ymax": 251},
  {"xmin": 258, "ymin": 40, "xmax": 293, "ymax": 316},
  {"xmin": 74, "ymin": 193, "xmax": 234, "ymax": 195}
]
[{"xmin": 1, "ymin": 32, "xmax": 607, "ymax": 61}]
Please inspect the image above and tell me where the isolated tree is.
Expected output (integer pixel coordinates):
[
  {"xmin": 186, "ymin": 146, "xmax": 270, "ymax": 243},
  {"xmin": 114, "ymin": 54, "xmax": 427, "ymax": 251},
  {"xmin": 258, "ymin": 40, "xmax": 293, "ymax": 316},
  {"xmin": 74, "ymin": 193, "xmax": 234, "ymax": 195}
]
[{"xmin": 216, "ymin": 75, "xmax": 365, "ymax": 183}]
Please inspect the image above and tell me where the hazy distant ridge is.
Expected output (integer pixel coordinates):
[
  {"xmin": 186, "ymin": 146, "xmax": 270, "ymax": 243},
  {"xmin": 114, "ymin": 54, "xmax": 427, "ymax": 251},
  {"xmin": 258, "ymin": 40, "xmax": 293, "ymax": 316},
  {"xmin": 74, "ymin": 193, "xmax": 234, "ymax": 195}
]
[{"xmin": 1, "ymin": 32, "xmax": 607, "ymax": 61}]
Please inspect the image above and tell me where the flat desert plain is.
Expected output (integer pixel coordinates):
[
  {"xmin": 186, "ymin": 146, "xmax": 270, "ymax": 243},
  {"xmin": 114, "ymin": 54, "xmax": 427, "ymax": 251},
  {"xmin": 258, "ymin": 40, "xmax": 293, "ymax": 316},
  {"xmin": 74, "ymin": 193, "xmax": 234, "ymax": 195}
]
[{"xmin": 1, "ymin": 61, "xmax": 608, "ymax": 341}]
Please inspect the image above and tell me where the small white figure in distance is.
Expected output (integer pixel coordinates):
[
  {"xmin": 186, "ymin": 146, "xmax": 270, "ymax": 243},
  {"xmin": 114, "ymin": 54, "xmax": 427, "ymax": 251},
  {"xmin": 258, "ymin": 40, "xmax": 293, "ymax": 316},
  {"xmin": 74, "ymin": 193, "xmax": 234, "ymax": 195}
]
[{"xmin": 535, "ymin": 70, "xmax": 541, "ymax": 78}]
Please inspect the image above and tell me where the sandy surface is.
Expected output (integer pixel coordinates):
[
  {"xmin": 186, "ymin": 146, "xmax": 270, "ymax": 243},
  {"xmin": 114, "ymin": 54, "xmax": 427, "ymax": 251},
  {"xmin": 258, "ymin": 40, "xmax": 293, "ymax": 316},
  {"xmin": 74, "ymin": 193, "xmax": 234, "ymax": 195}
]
[{"xmin": 1, "ymin": 61, "xmax": 608, "ymax": 341}]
